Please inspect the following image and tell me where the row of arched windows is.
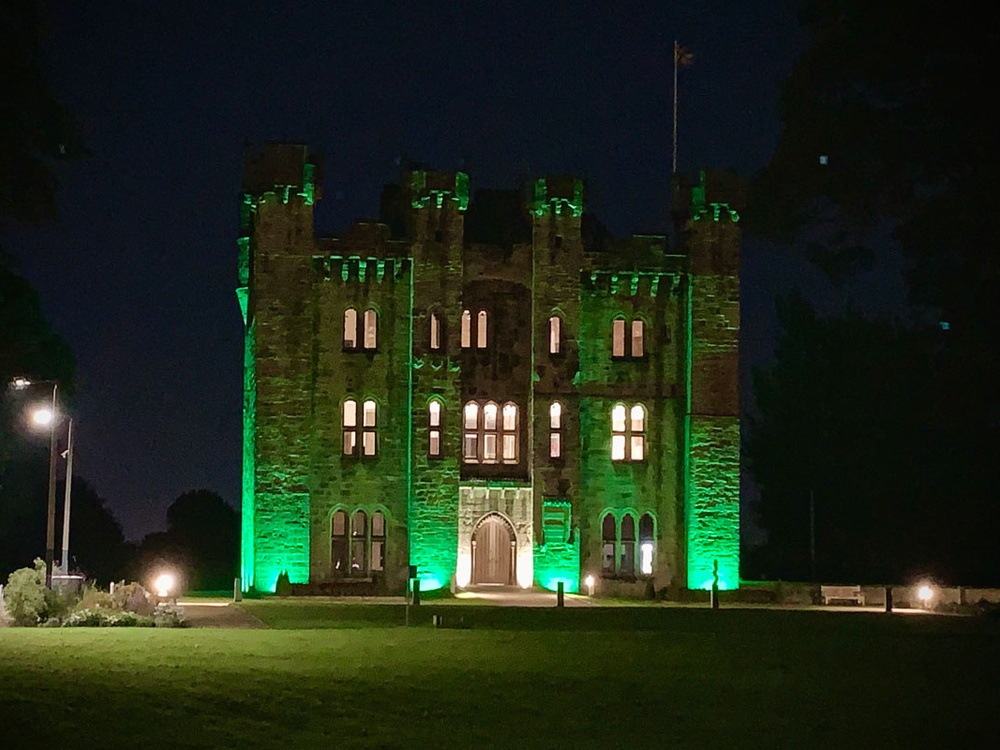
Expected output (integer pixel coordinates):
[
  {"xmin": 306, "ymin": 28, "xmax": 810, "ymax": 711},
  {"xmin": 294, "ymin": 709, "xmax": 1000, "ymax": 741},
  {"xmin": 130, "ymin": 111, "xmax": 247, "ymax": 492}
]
[
  {"xmin": 463, "ymin": 401, "xmax": 518, "ymax": 463},
  {"xmin": 331, "ymin": 509, "xmax": 386, "ymax": 577},
  {"xmin": 602, "ymin": 512, "xmax": 655, "ymax": 576},
  {"xmin": 343, "ymin": 307, "xmax": 644, "ymax": 360}
]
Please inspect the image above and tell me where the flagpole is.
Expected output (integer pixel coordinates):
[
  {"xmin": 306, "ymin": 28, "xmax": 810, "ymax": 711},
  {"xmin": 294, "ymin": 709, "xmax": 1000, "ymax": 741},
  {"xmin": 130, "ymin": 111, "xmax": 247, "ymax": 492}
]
[{"xmin": 672, "ymin": 40, "xmax": 679, "ymax": 175}]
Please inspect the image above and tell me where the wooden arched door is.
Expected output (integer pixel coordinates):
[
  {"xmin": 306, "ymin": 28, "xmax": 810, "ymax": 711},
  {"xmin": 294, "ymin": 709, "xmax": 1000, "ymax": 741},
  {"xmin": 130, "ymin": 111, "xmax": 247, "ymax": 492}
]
[{"xmin": 472, "ymin": 514, "xmax": 515, "ymax": 585}]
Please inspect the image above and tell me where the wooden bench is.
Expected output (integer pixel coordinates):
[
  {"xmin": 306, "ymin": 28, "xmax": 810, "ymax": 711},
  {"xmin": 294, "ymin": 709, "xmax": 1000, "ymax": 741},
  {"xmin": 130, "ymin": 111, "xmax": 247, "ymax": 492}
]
[{"xmin": 821, "ymin": 585, "xmax": 865, "ymax": 606}]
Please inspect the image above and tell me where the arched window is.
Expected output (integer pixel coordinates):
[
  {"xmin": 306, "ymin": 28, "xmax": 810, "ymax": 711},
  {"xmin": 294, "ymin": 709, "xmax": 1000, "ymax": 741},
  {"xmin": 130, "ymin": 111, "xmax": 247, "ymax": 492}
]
[
  {"xmin": 501, "ymin": 403, "xmax": 517, "ymax": 462},
  {"xmin": 549, "ymin": 401, "xmax": 562, "ymax": 459},
  {"xmin": 331, "ymin": 510, "xmax": 348, "ymax": 573},
  {"xmin": 461, "ymin": 310, "xmax": 472, "ymax": 348},
  {"xmin": 483, "ymin": 402, "xmax": 499, "ymax": 462},
  {"xmin": 342, "ymin": 399, "xmax": 358, "ymax": 455},
  {"xmin": 611, "ymin": 403, "xmax": 647, "ymax": 461},
  {"xmin": 639, "ymin": 513, "xmax": 655, "ymax": 575},
  {"xmin": 630, "ymin": 404, "xmax": 646, "ymax": 461},
  {"xmin": 612, "ymin": 318, "xmax": 626, "ymax": 358},
  {"xmin": 602, "ymin": 514, "xmax": 616, "ymax": 573},
  {"xmin": 362, "ymin": 400, "xmax": 377, "ymax": 456},
  {"xmin": 430, "ymin": 311, "xmax": 443, "ymax": 351},
  {"xmin": 549, "ymin": 315, "xmax": 561, "ymax": 355},
  {"xmin": 462, "ymin": 400, "xmax": 519, "ymax": 464},
  {"xmin": 631, "ymin": 319, "xmax": 644, "ymax": 358},
  {"xmin": 477, "ymin": 310, "xmax": 488, "ymax": 349},
  {"xmin": 611, "ymin": 404, "xmax": 627, "ymax": 461},
  {"xmin": 371, "ymin": 511, "xmax": 386, "ymax": 572},
  {"xmin": 428, "ymin": 401, "xmax": 442, "ymax": 458},
  {"xmin": 611, "ymin": 316, "xmax": 646, "ymax": 359},
  {"xmin": 363, "ymin": 309, "xmax": 378, "ymax": 349},
  {"xmin": 620, "ymin": 514, "xmax": 636, "ymax": 574},
  {"xmin": 350, "ymin": 510, "xmax": 368, "ymax": 576},
  {"xmin": 463, "ymin": 402, "xmax": 479, "ymax": 462},
  {"xmin": 343, "ymin": 308, "xmax": 358, "ymax": 349}
]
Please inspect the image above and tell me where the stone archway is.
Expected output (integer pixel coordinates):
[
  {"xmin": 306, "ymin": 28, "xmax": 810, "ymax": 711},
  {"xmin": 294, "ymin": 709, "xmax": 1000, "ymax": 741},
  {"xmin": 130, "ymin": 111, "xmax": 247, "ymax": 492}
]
[{"xmin": 471, "ymin": 513, "xmax": 516, "ymax": 585}]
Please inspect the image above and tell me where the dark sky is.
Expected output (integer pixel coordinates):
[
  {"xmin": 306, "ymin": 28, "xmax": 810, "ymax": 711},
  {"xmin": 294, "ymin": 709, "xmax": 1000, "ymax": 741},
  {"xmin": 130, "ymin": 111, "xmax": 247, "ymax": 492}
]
[{"xmin": 8, "ymin": 1, "xmax": 833, "ymax": 541}]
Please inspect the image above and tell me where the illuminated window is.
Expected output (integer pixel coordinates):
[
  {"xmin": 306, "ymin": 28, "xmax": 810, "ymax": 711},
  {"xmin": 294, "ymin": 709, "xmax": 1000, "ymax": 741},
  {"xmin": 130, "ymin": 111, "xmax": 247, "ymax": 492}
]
[
  {"xmin": 344, "ymin": 308, "xmax": 358, "ymax": 349},
  {"xmin": 620, "ymin": 514, "xmax": 636, "ymax": 574},
  {"xmin": 601, "ymin": 514, "xmax": 616, "ymax": 573},
  {"xmin": 463, "ymin": 400, "xmax": 518, "ymax": 464},
  {"xmin": 350, "ymin": 510, "xmax": 368, "ymax": 577},
  {"xmin": 331, "ymin": 510, "xmax": 348, "ymax": 574},
  {"xmin": 612, "ymin": 318, "xmax": 626, "ymax": 357},
  {"xmin": 363, "ymin": 309, "xmax": 378, "ymax": 349},
  {"xmin": 477, "ymin": 310, "xmax": 488, "ymax": 349},
  {"xmin": 371, "ymin": 511, "xmax": 385, "ymax": 572},
  {"xmin": 501, "ymin": 403, "xmax": 517, "ymax": 462},
  {"xmin": 430, "ymin": 311, "xmax": 443, "ymax": 351},
  {"xmin": 639, "ymin": 513, "xmax": 655, "ymax": 575},
  {"xmin": 362, "ymin": 400, "xmax": 377, "ymax": 456},
  {"xmin": 549, "ymin": 315, "xmax": 561, "ymax": 355},
  {"xmin": 549, "ymin": 401, "xmax": 562, "ymax": 459},
  {"xmin": 342, "ymin": 399, "xmax": 357, "ymax": 455},
  {"xmin": 612, "ymin": 317, "xmax": 646, "ymax": 358},
  {"xmin": 463, "ymin": 402, "xmax": 478, "ymax": 461},
  {"xmin": 611, "ymin": 403, "xmax": 646, "ymax": 461},
  {"xmin": 428, "ymin": 401, "xmax": 442, "ymax": 458},
  {"xmin": 461, "ymin": 310, "xmax": 472, "ymax": 348}
]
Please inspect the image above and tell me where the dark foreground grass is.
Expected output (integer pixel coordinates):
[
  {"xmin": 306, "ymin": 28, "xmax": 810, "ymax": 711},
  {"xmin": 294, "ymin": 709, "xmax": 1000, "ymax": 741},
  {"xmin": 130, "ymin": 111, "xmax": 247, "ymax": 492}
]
[{"xmin": 1, "ymin": 605, "xmax": 997, "ymax": 749}]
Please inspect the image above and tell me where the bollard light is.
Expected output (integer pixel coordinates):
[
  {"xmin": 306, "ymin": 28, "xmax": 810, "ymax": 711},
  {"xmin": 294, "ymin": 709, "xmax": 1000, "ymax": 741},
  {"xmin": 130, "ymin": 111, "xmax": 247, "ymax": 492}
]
[
  {"xmin": 154, "ymin": 573, "xmax": 175, "ymax": 598},
  {"xmin": 584, "ymin": 574, "xmax": 595, "ymax": 596},
  {"xmin": 916, "ymin": 582, "xmax": 935, "ymax": 608}
]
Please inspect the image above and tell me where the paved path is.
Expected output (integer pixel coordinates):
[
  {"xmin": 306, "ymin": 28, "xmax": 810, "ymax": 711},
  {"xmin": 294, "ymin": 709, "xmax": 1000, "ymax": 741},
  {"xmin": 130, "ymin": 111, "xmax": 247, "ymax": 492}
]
[
  {"xmin": 177, "ymin": 599, "xmax": 266, "ymax": 628},
  {"xmin": 452, "ymin": 586, "xmax": 598, "ymax": 607}
]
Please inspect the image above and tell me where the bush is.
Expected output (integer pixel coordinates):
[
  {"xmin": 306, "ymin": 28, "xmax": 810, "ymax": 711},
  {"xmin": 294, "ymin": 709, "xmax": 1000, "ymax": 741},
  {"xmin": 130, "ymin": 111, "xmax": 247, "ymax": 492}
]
[
  {"xmin": 75, "ymin": 587, "xmax": 116, "ymax": 611},
  {"xmin": 111, "ymin": 582, "xmax": 154, "ymax": 616},
  {"xmin": 62, "ymin": 608, "xmax": 155, "ymax": 627},
  {"xmin": 4, "ymin": 559, "xmax": 48, "ymax": 626},
  {"xmin": 153, "ymin": 604, "xmax": 186, "ymax": 628}
]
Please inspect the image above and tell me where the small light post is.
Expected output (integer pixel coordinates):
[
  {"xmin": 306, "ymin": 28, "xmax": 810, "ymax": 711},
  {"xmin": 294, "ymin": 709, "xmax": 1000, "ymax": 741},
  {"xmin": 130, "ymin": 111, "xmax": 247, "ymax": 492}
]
[{"xmin": 584, "ymin": 574, "xmax": 595, "ymax": 597}]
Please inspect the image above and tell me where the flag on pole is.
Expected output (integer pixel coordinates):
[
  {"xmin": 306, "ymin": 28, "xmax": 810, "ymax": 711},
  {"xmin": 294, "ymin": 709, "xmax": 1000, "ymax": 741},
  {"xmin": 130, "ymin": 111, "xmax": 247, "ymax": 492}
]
[{"xmin": 674, "ymin": 41, "xmax": 694, "ymax": 67}]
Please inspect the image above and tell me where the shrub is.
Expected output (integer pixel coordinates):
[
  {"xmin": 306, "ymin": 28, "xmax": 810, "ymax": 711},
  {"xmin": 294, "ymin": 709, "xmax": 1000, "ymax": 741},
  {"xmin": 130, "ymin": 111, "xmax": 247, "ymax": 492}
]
[
  {"xmin": 275, "ymin": 571, "xmax": 292, "ymax": 596},
  {"xmin": 75, "ymin": 588, "xmax": 116, "ymax": 611},
  {"xmin": 111, "ymin": 582, "xmax": 154, "ymax": 616},
  {"xmin": 153, "ymin": 604, "xmax": 186, "ymax": 628},
  {"xmin": 4, "ymin": 559, "xmax": 48, "ymax": 626},
  {"xmin": 62, "ymin": 608, "xmax": 155, "ymax": 627}
]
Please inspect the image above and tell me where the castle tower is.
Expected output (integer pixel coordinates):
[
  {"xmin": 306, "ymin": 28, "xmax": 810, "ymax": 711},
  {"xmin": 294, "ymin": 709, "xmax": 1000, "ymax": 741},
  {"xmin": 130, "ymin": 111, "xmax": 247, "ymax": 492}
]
[
  {"xmin": 405, "ymin": 169, "xmax": 468, "ymax": 590},
  {"xmin": 530, "ymin": 176, "xmax": 584, "ymax": 590},
  {"xmin": 682, "ymin": 170, "xmax": 742, "ymax": 590},
  {"xmin": 238, "ymin": 144, "xmax": 321, "ymax": 592}
]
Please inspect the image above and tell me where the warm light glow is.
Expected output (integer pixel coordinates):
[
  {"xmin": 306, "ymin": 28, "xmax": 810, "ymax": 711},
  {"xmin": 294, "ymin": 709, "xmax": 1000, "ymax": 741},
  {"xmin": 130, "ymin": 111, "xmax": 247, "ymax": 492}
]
[
  {"xmin": 640, "ymin": 542, "xmax": 653, "ymax": 575},
  {"xmin": 916, "ymin": 582, "xmax": 935, "ymax": 605},
  {"xmin": 585, "ymin": 574, "xmax": 595, "ymax": 596},
  {"xmin": 12, "ymin": 376, "xmax": 32, "ymax": 389},
  {"xmin": 154, "ymin": 573, "xmax": 175, "ymax": 598},
  {"xmin": 456, "ymin": 551, "xmax": 471, "ymax": 588},
  {"xmin": 32, "ymin": 407, "xmax": 55, "ymax": 427}
]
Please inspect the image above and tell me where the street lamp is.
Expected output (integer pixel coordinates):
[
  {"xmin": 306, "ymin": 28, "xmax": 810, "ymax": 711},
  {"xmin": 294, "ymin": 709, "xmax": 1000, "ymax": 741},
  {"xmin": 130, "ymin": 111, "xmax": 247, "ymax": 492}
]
[{"xmin": 10, "ymin": 377, "xmax": 72, "ymax": 588}]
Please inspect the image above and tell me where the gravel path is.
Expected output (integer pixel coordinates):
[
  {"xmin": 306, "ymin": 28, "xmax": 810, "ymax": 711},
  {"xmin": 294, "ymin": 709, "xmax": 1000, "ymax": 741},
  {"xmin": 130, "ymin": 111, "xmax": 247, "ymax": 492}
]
[{"xmin": 178, "ymin": 600, "xmax": 266, "ymax": 628}]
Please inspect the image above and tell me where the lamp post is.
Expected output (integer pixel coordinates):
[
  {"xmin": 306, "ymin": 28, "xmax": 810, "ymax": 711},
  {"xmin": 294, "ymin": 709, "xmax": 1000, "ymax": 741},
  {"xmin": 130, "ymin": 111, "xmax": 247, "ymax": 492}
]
[{"xmin": 11, "ymin": 377, "xmax": 64, "ymax": 588}]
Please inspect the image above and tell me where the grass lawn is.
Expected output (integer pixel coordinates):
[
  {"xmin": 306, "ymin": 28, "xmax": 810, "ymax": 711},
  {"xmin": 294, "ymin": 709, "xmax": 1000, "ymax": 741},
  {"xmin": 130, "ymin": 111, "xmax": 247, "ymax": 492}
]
[{"xmin": 1, "ymin": 603, "xmax": 997, "ymax": 748}]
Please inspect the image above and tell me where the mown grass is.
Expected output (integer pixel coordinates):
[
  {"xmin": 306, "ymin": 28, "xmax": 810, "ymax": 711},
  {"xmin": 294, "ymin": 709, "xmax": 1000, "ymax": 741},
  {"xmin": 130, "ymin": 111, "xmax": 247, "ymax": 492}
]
[{"xmin": 1, "ymin": 604, "xmax": 997, "ymax": 749}]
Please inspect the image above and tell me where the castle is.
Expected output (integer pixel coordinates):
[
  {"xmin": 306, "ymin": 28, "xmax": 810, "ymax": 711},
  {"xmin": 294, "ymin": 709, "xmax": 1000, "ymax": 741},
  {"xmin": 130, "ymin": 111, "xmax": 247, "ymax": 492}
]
[{"xmin": 237, "ymin": 144, "xmax": 740, "ymax": 595}]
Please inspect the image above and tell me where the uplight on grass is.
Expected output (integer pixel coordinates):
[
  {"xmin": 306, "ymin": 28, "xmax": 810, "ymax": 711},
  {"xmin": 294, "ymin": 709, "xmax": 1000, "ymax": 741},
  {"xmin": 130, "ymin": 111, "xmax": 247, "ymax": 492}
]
[{"xmin": 154, "ymin": 573, "xmax": 175, "ymax": 598}]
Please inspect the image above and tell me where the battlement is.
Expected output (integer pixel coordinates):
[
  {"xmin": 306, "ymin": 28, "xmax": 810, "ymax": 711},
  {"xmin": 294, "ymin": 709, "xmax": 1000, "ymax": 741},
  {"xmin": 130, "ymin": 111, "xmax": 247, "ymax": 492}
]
[
  {"xmin": 406, "ymin": 169, "xmax": 470, "ymax": 211},
  {"xmin": 531, "ymin": 176, "xmax": 584, "ymax": 217},
  {"xmin": 243, "ymin": 143, "xmax": 322, "ymax": 204}
]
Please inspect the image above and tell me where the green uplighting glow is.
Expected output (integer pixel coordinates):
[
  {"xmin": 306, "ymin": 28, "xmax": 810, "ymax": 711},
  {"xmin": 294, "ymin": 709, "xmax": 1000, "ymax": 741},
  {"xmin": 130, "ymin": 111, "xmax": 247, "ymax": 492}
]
[
  {"xmin": 534, "ymin": 499, "xmax": 580, "ymax": 593},
  {"xmin": 531, "ymin": 178, "xmax": 584, "ymax": 217},
  {"xmin": 240, "ymin": 318, "xmax": 256, "ymax": 591}
]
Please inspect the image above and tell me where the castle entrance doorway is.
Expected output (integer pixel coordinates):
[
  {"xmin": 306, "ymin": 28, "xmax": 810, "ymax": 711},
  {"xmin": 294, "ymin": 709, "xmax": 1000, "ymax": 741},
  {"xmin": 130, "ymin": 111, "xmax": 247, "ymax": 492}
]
[{"xmin": 471, "ymin": 514, "xmax": 515, "ymax": 585}]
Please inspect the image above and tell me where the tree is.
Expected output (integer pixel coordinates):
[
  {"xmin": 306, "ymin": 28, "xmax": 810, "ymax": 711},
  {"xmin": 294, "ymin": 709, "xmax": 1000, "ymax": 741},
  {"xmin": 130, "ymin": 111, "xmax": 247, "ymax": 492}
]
[
  {"xmin": 747, "ymin": 2, "xmax": 1000, "ymax": 584},
  {"xmin": 55, "ymin": 477, "xmax": 130, "ymax": 584},
  {"xmin": 134, "ymin": 490, "xmax": 239, "ymax": 591}
]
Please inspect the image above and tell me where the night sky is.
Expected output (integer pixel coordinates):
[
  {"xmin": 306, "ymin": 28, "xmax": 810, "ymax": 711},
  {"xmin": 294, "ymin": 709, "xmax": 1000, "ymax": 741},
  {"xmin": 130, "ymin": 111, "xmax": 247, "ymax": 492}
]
[{"xmin": 7, "ymin": 1, "xmax": 872, "ymax": 541}]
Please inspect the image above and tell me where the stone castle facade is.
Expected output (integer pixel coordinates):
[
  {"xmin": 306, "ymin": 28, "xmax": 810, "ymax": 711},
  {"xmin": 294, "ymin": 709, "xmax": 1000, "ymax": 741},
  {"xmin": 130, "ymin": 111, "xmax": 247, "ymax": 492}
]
[{"xmin": 237, "ymin": 143, "xmax": 740, "ymax": 595}]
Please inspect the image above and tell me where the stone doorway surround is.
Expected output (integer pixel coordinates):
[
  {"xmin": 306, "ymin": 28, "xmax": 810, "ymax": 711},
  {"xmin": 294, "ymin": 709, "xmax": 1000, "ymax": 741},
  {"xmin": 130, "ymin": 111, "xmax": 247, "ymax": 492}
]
[{"xmin": 457, "ymin": 485, "xmax": 533, "ymax": 589}]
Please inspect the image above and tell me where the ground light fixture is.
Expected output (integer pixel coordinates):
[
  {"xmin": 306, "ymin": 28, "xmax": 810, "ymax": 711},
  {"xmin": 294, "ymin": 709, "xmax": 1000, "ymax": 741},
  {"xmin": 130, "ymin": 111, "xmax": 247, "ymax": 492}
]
[
  {"xmin": 584, "ymin": 574, "xmax": 595, "ymax": 596},
  {"xmin": 154, "ymin": 572, "xmax": 176, "ymax": 599},
  {"xmin": 915, "ymin": 582, "xmax": 935, "ymax": 609}
]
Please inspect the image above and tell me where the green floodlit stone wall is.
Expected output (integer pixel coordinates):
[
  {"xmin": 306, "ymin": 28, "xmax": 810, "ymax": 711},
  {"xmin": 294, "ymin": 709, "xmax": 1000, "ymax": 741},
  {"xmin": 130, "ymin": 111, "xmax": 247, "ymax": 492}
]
[
  {"xmin": 687, "ymin": 417, "xmax": 740, "ymax": 589},
  {"xmin": 408, "ymin": 189, "xmax": 464, "ymax": 592},
  {"xmin": 534, "ymin": 500, "xmax": 580, "ymax": 592},
  {"xmin": 240, "ymin": 317, "xmax": 256, "ymax": 589}
]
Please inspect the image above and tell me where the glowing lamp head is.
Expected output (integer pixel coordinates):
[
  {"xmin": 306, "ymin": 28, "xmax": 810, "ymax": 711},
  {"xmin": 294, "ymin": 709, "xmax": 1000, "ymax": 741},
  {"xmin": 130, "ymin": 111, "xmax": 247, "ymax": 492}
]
[
  {"xmin": 32, "ymin": 407, "xmax": 55, "ymax": 427},
  {"xmin": 916, "ymin": 583, "xmax": 934, "ymax": 605},
  {"xmin": 584, "ymin": 574, "xmax": 595, "ymax": 595},
  {"xmin": 154, "ymin": 573, "xmax": 175, "ymax": 598},
  {"xmin": 12, "ymin": 377, "xmax": 32, "ymax": 390}
]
